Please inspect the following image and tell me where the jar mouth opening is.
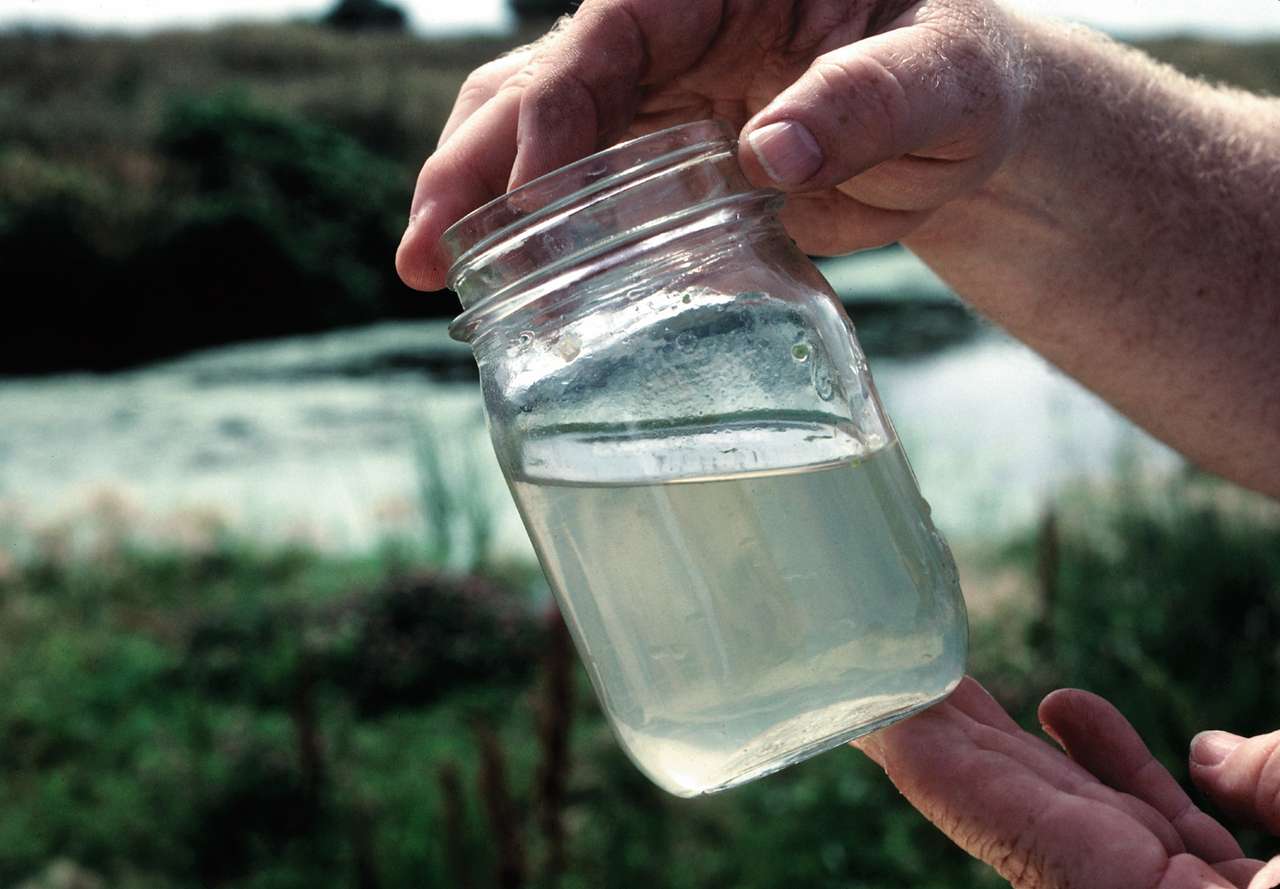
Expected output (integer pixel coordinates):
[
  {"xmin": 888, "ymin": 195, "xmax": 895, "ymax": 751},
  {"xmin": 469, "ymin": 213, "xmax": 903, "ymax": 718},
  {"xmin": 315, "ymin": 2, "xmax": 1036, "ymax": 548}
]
[
  {"xmin": 446, "ymin": 188, "xmax": 783, "ymax": 344},
  {"xmin": 440, "ymin": 119, "xmax": 738, "ymax": 277}
]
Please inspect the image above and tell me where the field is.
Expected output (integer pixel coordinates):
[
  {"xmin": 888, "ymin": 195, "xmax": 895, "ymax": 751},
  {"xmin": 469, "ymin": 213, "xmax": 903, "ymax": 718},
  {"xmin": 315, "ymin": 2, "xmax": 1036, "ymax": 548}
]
[
  {"xmin": 2, "ymin": 466, "xmax": 1278, "ymax": 888},
  {"xmin": 2, "ymin": 18, "xmax": 1280, "ymax": 889},
  {"xmin": 1, "ymin": 24, "xmax": 1278, "ymax": 372}
]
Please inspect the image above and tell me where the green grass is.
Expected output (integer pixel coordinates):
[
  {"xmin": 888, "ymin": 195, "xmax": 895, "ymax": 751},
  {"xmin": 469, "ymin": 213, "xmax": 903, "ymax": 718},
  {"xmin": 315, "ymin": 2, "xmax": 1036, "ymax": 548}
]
[
  {"xmin": 3, "ymin": 23, "xmax": 1280, "ymax": 881},
  {"xmin": 1140, "ymin": 37, "xmax": 1280, "ymax": 95},
  {"xmin": 1, "ymin": 23, "xmax": 1276, "ymax": 372},
  {"xmin": 0, "ymin": 537, "xmax": 542, "ymax": 888},
  {"xmin": 0, "ymin": 25, "xmax": 505, "ymax": 173},
  {"xmin": 0, "ymin": 24, "xmax": 1275, "ymax": 179},
  {"xmin": 1, "ymin": 467, "xmax": 1277, "ymax": 887}
]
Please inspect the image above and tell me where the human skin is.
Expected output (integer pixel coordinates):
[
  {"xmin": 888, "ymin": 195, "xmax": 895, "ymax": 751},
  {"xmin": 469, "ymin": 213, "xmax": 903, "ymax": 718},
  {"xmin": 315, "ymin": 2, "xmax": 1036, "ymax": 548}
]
[
  {"xmin": 852, "ymin": 677, "xmax": 1280, "ymax": 889},
  {"xmin": 396, "ymin": 1, "xmax": 1280, "ymax": 884},
  {"xmin": 395, "ymin": 0, "xmax": 1280, "ymax": 498}
]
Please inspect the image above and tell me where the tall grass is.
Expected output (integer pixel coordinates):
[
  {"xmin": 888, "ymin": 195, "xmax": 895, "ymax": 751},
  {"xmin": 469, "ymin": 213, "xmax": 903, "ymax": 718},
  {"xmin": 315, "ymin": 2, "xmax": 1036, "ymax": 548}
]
[
  {"xmin": 1, "ymin": 461, "xmax": 1276, "ymax": 887},
  {"xmin": 410, "ymin": 414, "xmax": 497, "ymax": 572},
  {"xmin": 1017, "ymin": 470, "xmax": 1280, "ymax": 761},
  {"xmin": 2, "ymin": 24, "xmax": 1276, "ymax": 372}
]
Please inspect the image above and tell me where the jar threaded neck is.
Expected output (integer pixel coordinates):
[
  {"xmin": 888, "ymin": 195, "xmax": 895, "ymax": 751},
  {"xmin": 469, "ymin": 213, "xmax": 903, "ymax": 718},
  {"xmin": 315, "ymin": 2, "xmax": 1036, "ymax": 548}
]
[{"xmin": 443, "ymin": 120, "xmax": 779, "ymax": 342}]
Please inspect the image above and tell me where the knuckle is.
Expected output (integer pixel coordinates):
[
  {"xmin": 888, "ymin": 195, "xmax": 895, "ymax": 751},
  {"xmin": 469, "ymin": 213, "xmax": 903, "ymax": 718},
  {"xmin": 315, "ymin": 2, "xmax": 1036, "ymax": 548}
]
[
  {"xmin": 461, "ymin": 56, "xmax": 530, "ymax": 102},
  {"xmin": 955, "ymin": 33, "xmax": 1022, "ymax": 120},
  {"xmin": 1131, "ymin": 756, "xmax": 1167, "ymax": 789},
  {"xmin": 470, "ymin": 57, "xmax": 512, "ymax": 83},
  {"xmin": 494, "ymin": 64, "xmax": 537, "ymax": 99},
  {"xmin": 912, "ymin": 6, "xmax": 1021, "ymax": 114},
  {"xmin": 812, "ymin": 52, "xmax": 910, "ymax": 154},
  {"xmin": 927, "ymin": 30, "xmax": 1003, "ymax": 109},
  {"xmin": 940, "ymin": 27, "xmax": 993, "ymax": 72},
  {"xmin": 507, "ymin": 1, "xmax": 646, "ymax": 139},
  {"xmin": 1168, "ymin": 797, "xmax": 1200, "ymax": 830},
  {"xmin": 456, "ymin": 77, "xmax": 494, "ymax": 107}
]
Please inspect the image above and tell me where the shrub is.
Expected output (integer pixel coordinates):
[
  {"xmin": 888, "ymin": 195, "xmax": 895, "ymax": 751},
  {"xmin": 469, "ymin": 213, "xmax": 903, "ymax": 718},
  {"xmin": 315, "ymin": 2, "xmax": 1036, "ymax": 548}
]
[{"xmin": 1028, "ymin": 473, "xmax": 1280, "ymax": 766}]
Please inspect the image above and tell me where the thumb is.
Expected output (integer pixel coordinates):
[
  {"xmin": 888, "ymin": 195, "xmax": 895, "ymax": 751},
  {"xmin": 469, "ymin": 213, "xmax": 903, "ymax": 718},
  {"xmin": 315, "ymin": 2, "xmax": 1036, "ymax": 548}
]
[
  {"xmin": 1189, "ymin": 729, "xmax": 1280, "ymax": 836},
  {"xmin": 737, "ymin": 15, "xmax": 1021, "ymax": 198}
]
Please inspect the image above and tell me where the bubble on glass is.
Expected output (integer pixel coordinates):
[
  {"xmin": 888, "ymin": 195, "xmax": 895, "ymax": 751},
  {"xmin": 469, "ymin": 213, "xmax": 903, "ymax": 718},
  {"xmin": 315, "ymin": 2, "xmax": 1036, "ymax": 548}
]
[
  {"xmin": 517, "ymin": 331, "xmax": 534, "ymax": 347},
  {"xmin": 557, "ymin": 333, "xmax": 581, "ymax": 362},
  {"xmin": 791, "ymin": 342, "xmax": 811, "ymax": 363}
]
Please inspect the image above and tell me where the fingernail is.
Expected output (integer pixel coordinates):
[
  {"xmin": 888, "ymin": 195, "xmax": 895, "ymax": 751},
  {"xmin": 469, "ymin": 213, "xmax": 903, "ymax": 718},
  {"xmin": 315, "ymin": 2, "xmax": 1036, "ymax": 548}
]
[
  {"xmin": 1191, "ymin": 730, "xmax": 1244, "ymax": 767},
  {"xmin": 1040, "ymin": 722, "xmax": 1066, "ymax": 750},
  {"xmin": 747, "ymin": 120, "xmax": 823, "ymax": 187}
]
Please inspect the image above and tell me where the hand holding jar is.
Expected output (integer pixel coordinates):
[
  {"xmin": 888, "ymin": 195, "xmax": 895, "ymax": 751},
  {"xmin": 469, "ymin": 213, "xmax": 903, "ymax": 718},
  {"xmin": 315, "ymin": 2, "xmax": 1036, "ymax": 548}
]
[
  {"xmin": 399, "ymin": 0, "xmax": 1280, "ymax": 884},
  {"xmin": 398, "ymin": 0, "xmax": 1028, "ymax": 292}
]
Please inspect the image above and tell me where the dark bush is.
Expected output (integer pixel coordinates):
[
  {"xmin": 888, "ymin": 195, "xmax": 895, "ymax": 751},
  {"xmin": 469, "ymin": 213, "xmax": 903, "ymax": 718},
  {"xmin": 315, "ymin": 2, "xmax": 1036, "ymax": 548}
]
[
  {"xmin": 190, "ymin": 740, "xmax": 323, "ymax": 885},
  {"xmin": 338, "ymin": 572, "xmax": 543, "ymax": 716},
  {"xmin": 322, "ymin": 0, "xmax": 408, "ymax": 32},
  {"xmin": 150, "ymin": 91, "xmax": 411, "ymax": 330},
  {"xmin": 0, "ymin": 92, "xmax": 428, "ymax": 374},
  {"xmin": 1027, "ymin": 478, "xmax": 1280, "ymax": 769},
  {"xmin": 180, "ymin": 568, "xmax": 540, "ymax": 715},
  {"xmin": 0, "ymin": 154, "xmax": 131, "ymax": 374},
  {"xmin": 510, "ymin": 0, "xmax": 580, "ymax": 24}
]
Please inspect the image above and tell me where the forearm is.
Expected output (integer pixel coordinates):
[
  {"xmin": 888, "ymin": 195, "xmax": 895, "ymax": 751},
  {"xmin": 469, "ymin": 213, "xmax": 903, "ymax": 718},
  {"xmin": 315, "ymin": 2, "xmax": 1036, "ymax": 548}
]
[{"xmin": 905, "ymin": 18, "xmax": 1280, "ymax": 496}]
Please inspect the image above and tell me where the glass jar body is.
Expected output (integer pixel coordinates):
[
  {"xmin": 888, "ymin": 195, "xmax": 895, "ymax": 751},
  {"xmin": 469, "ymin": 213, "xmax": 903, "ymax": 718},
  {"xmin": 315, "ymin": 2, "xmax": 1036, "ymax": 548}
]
[{"xmin": 447, "ymin": 123, "xmax": 967, "ymax": 797}]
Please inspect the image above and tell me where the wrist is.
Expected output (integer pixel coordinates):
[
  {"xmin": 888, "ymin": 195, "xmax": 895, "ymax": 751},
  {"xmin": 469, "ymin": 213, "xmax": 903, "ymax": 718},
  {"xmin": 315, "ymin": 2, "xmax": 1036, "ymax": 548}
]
[{"xmin": 902, "ymin": 14, "xmax": 1108, "ymax": 257}]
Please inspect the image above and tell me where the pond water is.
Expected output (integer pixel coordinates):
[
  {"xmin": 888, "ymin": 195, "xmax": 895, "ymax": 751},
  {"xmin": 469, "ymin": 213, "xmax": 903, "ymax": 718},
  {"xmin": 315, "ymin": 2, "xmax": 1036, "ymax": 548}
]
[{"xmin": 0, "ymin": 250, "xmax": 1178, "ymax": 561}]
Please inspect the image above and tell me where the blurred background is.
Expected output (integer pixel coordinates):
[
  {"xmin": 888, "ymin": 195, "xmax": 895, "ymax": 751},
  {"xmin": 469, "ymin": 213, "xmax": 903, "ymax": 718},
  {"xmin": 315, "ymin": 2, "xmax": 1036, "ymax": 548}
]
[{"xmin": 1, "ymin": 0, "xmax": 1278, "ymax": 886}]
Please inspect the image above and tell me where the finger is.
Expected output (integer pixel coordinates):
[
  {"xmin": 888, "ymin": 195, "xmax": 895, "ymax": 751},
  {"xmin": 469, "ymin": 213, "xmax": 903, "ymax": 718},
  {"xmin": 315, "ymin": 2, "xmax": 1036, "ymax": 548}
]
[
  {"xmin": 1213, "ymin": 858, "xmax": 1268, "ymax": 887},
  {"xmin": 738, "ymin": 14, "xmax": 1019, "ymax": 192},
  {"xmin": 1156, "ymin": 855, "xmax": 1239, "ymax": 889},
  {"xmin": 1190, "ymin": 729, "xmax": 1280, "ymax": 835},
  {"xmin": 777, "ymin": 190, "xmax": 931, "ymax": 255},
  {"xmin": 950, "ymin": 679, "xmax": 1185, "ymax": 857},
  {"xmin": 862, "ymin": 688, "xmax": 1181, "ymax": 856},
  {"xmin": 946, "ymin": 678, "xmax": 1130, "ymax": 794},
  {"xmin": 1040, "ymin": 689, "xmax": 1245, "ymax": 864},
  {"xmin": 945, "ymin": 676, "xmax": 1023, "ymax": 735},
  {"xmin": 396, "ymin": 90, "xmax": 521, "ymax": 291},
  {"xmin": 1246, "ymin": 856, "xmax": 1280, "ymax": 889},
  {"xmin": 508, "ymin": 0, "xmax": 724, "ymax": 187},
  {"xmin": 438, "ymin": 50, "xmax": 532, "ymax": 148},
  {"xmin": 849, "ymin": 731, "xmax": 884, "ymax": 765},
  {"xmin": 922, "ymin": 680, "xmax": 1100, "ymax": 791},
  {"xmin": 838, "ymin": 152, "xmax": 1004, "ymax": 212},
  {"xmin": 1073, "ymin": 782, "xmax": 1185, "ymax": 859},
  {"xmin": 872, "ymin": 705, "xmax": 1174, "ymax": 889}
]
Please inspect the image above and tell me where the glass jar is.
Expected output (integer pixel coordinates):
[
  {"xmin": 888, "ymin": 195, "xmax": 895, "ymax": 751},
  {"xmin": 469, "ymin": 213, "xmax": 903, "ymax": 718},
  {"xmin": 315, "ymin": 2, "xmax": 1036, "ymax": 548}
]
[{"xmin": 443, "ymin": 119, "xmax": 967, "ymax": 797}]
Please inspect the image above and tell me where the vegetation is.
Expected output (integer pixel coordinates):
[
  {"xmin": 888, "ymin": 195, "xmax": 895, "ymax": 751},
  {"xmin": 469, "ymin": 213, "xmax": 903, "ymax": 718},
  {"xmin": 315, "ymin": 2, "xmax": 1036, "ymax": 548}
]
[
  {"xmin": 3, "ymin": 23, "xmax": 1279, "ymax": 883},
  {"xmin": 0, "ymin": 23, "xmax": 1277, "ymax": 373},
  {"xmin": 1, "ymin": 467, "xmax": 1277, "ymax": 888},
  {"xmin": 511, "ymin": 0, "xmax": 580, "ymax": 25},
  {"xmin": 322, "ymin": 0, "xmax": 408, "ymax": 32}
]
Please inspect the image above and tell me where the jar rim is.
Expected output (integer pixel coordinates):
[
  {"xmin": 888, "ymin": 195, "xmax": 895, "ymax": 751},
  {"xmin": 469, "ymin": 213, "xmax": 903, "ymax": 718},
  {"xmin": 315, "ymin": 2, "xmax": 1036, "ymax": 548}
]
[{"xmin": 440, "ymin": 119, "xmax": 737, "ymax": 274}]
